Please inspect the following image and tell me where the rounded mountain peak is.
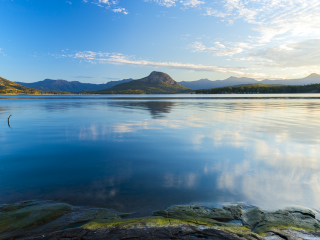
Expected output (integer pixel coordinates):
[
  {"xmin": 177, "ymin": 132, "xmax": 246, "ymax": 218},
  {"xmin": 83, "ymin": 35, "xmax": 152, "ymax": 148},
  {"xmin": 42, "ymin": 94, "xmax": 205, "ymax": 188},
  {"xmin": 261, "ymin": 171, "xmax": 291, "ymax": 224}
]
[{"xmin": 139, "ymin": 71, "xmax": 179, "ymax": 85}]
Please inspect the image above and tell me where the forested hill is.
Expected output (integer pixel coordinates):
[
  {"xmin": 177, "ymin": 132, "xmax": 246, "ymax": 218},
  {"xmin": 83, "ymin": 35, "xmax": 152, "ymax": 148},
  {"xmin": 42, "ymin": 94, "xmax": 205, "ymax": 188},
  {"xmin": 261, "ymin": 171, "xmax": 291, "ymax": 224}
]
[
  {"xmin": 93, "ymin": 71, "xmax": 193, "ymax": 94},
  {"xmin": 0, "ymin": 77, "xmax": 68, "ymax": 94},
  {"xmin": 195, "ymin": 83, "xmax": 320, "ymax": 94}
]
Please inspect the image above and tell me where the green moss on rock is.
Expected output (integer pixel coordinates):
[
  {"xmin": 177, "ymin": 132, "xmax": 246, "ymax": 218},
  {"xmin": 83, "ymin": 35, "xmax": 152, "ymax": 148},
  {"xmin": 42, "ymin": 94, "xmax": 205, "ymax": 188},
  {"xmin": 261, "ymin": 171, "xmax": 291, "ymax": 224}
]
[{"xmin": 153, "ymin": 205, "xmax": 242, "ymax": 225}]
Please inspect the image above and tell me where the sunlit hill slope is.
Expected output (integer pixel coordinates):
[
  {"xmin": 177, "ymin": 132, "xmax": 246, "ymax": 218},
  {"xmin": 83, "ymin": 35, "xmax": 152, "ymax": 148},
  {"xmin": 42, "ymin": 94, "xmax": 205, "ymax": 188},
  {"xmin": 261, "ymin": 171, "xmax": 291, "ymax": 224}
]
[
  {"xmin": 91, "ymin": 71, "xmax": 193, "ymax": 94},
  {"xmin": 0, "ymin": 76, "xmax": 67, "ymax": 94}
]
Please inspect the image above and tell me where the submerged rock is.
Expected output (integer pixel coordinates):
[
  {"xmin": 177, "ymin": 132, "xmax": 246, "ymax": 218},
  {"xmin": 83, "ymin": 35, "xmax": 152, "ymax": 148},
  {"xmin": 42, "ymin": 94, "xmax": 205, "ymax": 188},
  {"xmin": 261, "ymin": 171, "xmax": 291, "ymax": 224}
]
[
  {"xmin": 0, "ymin": 200, "xmax": 127, "ymax": 240},
  {"xmin": 0, "ymin": 200, "xmax": 72, "ymax": 240}
]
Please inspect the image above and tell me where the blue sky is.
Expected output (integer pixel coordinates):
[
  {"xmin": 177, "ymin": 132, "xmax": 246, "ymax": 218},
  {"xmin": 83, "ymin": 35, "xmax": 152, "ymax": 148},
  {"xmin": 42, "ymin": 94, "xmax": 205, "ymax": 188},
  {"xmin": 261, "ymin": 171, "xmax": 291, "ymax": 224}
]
[{"xmin": 1, "ymin": 0, "xmax": 320, "ymax": 83}]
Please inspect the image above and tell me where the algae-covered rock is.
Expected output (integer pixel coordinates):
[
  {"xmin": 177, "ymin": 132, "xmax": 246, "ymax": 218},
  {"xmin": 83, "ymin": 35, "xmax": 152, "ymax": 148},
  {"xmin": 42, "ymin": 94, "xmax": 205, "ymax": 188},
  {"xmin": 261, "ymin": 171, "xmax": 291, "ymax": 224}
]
[
  {"xmin": 23, "ymin": 226, "xmax": 249, "ymax": 240},
  {"xmin": 0, "ymin": 201, "xmax": 72, "ymax": 239},
  {"xmin": 82, "ymin": 216, "xmax": 262, "ymax": 239},
  {"xmin": 82, "ymin": 216, "xmax": 183, "ymax": 229},
  {"xmin": 153, "ymin": 205, "xmax": 242, "ymax": 225},
  {"xmin": 242, "ymin": 207, "xmax": 320, "ymax": 234}
]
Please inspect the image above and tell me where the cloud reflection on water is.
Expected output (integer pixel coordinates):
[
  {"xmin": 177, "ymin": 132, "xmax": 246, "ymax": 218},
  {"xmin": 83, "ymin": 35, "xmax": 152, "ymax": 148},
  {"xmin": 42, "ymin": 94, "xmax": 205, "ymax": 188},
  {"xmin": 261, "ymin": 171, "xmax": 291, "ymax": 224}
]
[
  {"xmin": 101, "ymin": 99, "xmax": 320, "ymax": 210},
  {"xmin": 2, "ymin": 98, "xmax": 320, "ymax": 213}
]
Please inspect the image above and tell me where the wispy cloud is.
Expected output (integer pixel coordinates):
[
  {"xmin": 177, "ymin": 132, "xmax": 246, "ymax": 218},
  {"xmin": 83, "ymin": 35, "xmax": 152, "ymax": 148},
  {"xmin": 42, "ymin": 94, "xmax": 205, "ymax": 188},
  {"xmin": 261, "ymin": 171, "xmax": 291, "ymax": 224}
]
[
  {"xmin": 189, "ymin": 41, "xmax": 253, "ymax": 57},
  {"xmin": 204, "ymin": 0, "xmax": 320, "ymax": 43},
  {"xmin": 146, "ymin": 0, "xmax": 204, "ymax": 8},
  {"xmin": 54, "ymin": 50, "xmax": 271, "ymax": 77},
  {"xmin": 87, "ymin": 0, "xmax": 129, "ymax": 14},
  {"xmin": 72, "ymin": 76, "xmax": 94, "ymax": 79},
  {"xmin": 246, "ymin": 39, "xmax": 320, "ymax": 68}
]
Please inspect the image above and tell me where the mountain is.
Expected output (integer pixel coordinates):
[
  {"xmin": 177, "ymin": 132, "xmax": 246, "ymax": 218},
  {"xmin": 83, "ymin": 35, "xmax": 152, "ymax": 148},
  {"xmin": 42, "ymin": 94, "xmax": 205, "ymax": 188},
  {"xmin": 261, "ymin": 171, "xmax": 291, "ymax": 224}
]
[
  {"xmin": 179, "ymin": 74, "xmax": 320, "ymax": 89},
  {"xmin": 0, "ymin": 76, "xmax": 66, "ymax": 94},
  {"xmin": 93, "ymin": 71, "xmax": 193, "ymax": 94},
  {"xmin": 260, "ymin": 74, "xmax": 320, "ymax": 85},
  {"xmin": 16, "ymin": 78, "xmax": 133, "ymax": 92},
  {"xmin": 179, "ymin": 77, "xmax": 257, "ymax": 89}
]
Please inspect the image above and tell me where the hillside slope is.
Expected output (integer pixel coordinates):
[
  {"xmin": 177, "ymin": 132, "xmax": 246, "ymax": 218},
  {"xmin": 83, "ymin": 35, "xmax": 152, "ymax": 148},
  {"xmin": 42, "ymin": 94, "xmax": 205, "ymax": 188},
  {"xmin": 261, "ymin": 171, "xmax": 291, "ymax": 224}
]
[
  {"xmin": 94, "ymin": 72, "xmax": 193, "ymax": 94},
  {"xmin": 0, "ymin": 77, "xmax": 67, "ymax": 94},
  {"xmin": 16, "ymin": 78, "xmax": 133, "ymax": 92}
]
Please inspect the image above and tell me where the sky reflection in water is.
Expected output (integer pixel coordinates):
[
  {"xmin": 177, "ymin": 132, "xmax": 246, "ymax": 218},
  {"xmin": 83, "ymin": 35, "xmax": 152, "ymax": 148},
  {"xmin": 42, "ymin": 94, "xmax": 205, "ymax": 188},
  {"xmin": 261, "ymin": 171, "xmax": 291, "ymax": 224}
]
[{"xmin": 1, "ymin": 95, "xmax": 320, "ymax": 214}]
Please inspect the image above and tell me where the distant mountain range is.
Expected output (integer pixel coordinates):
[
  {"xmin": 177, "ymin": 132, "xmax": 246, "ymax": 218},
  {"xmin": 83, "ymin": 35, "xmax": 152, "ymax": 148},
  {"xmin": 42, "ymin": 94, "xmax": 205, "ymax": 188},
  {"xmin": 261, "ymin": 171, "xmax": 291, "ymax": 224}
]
[
  {"xmin": 16, "ymin": 78, "xmax": 133, "ymax": 92},
  {"xmin": 15, "ymin": 73, "xmax": 320, "ymax": 92},
  {"xmin": 179, "ymin": 73, "xmax": 320, "ymax": 89},
  {"xmin": 93, "ymin": 71, "xmax": 192, "ymax": 94}
]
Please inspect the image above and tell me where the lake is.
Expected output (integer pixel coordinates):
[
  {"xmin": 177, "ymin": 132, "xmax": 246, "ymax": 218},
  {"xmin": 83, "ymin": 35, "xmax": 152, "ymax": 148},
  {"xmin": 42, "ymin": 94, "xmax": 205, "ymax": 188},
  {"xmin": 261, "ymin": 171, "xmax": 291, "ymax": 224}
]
[{"xmin": 1, "ymin": 94, "xmax": 320, "ymax": 215}]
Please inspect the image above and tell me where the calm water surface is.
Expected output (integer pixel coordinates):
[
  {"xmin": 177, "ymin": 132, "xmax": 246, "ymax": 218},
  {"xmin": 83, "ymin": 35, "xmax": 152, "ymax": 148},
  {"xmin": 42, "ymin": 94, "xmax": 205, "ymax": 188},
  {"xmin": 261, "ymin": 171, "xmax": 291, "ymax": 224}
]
[{"xmin": 1, "ymin": 94, "xmax": 320, "ymax": 215}]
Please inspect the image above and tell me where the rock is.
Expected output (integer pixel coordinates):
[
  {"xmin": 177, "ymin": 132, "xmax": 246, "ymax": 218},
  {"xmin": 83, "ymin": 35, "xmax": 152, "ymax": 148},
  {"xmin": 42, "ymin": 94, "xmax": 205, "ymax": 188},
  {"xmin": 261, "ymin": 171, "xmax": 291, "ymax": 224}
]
[
  {"xmin": 2, "ymin": 201, "xmax": 320, "ymax": 240},
  {"xmin": 22, "ymin": 225, "xmax": 249, "ymax": 240},
  {"xmin": 153, "ymin": 205, "xmax": 242, "ymax": 226},
  {"xmin": 28, "ymin": 207, "xmax": 125, "ymax": 234},
  {"xmin": 0, "ymin": 201, "xmax": 73, "ymax": 239},
  {"xmin": 0, "ymin": 200, "xmax": 39, "ymax": 213},
  {"xmin": 0, "ymin": 200, "xmax": 127, "ymax": 240},
  {"xmin": 264, "ymin": 229, "xmax": 320, "ymax": 240},
  {"xmin": 242, "ymin": 207, "xmax": 264, "ymax": 229},
  {"xmin": 242, "ymin": 207, "xmax": 320, "ymax": 234},
  {"xmin": 223, "ymin": 205, "xmax": 242, "ymax": 220},
  {"xmin": 79, "ymin": 216, "xmax": 260, "ymax": 240}
]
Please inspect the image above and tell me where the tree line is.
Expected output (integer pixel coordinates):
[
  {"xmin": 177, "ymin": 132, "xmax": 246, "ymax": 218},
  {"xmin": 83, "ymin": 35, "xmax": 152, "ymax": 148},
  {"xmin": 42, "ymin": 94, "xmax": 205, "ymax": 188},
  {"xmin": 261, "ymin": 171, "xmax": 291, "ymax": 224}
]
[{"xmin": 195, "ymin": 84, "xmax": 320, "ymax": 94}]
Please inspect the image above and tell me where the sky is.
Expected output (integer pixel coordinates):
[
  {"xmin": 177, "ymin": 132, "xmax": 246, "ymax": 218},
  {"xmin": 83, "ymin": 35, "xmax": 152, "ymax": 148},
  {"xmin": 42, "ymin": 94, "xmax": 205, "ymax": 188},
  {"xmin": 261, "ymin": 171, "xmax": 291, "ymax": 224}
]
[{"xmin": 0, "ymin": 0, "xmax": 320, "ymax": 83}]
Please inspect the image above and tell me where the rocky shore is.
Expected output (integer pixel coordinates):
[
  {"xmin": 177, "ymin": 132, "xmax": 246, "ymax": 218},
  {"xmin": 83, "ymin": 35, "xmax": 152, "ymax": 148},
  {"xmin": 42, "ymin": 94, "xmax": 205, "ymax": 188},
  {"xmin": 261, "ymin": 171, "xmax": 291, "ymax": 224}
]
[{"xmin": 1, "ymin": 200, "xmax": 320, "ymax": 240}]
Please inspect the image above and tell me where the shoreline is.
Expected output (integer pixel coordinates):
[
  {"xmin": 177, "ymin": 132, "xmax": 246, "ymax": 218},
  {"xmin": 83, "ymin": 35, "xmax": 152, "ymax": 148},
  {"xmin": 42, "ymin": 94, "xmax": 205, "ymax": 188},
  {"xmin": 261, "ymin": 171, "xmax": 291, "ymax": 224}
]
[{"xmin": 1, "ymin": 200, "xmax": 320, "ymax": 240}]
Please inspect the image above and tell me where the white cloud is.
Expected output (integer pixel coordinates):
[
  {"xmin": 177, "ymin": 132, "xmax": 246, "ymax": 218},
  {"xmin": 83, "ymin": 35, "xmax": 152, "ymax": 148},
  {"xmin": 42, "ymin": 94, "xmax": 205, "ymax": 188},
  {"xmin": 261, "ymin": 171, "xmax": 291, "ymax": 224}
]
[
  {"xmin": 248, "ymin": 39, "xmax": 320, "ymax": 68},
  {"xmin": 112, "ymin": 7, "xmax": 128, "ymax": 14},
  {"xmin": 189, "ymin": 41, "xmax": 251, "ymax": 56},
  {"xmin": 205, "ymin": 0, "xmax": 320, "ymax": 43},
  {"xmin": 149, "ymin": 0, "xmax": 178, "ymax": 7},
  {"xmin": 181, "ymin": 0, "xmax": 204, "ymax": 8},
  {"xmin": 57, "ymin": 50, "xmax": 273, "ymax": 77},
  {"xmin": 147, "ymin": 0, "xmax": 203, "ymax": 8},
  {"xmin": 86, "ymin": 0, "xmax": 128, "ymax": 14}
]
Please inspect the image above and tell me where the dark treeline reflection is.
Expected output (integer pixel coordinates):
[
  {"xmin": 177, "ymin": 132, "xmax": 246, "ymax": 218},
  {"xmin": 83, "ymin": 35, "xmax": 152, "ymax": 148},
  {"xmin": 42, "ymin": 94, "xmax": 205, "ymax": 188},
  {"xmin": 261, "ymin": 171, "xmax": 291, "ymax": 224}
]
[{"xmin": 107, "ymin": 101, "xmax": 174, "ymax": 118}]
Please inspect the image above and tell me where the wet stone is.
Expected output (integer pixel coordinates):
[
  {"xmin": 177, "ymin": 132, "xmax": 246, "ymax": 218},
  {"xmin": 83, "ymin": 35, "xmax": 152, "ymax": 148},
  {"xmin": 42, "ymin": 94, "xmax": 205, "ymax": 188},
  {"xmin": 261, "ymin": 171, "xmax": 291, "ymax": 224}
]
[
  {"xmin": 21, "ymin": 226, "xmax": 246, "ymax": 240},
  {"xmin": 153, "ymin": 205, "xmax": 243, "ymax": 225},
  {"xmin": 242, "ymin": 207, "xmax": 320, "ymax": 234},
  {"xmin": 0, "ymin": 200, "xmax": 126, "ymax": 240}
]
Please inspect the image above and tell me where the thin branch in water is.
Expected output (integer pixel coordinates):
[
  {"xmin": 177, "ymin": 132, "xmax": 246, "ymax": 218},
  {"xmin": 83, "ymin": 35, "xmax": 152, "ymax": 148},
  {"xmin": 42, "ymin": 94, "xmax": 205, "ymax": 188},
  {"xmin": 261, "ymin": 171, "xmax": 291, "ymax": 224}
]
[{"xmin": 8, "ymin": 115, "xmax": 12, "ymax": 128}]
